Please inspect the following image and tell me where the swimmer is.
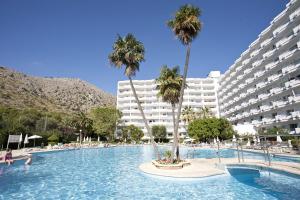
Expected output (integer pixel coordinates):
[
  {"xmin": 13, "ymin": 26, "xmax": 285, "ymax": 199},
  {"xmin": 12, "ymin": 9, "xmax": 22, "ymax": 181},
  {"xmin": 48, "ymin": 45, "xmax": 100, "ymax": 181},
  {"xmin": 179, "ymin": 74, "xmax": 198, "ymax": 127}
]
[
  {"xmin": 4, "ymin": 148, "xmax": 14, "ymax": 165},
  {"xmin": 25, "ymin": 154, "xmax": 32, "ymax": 165}
]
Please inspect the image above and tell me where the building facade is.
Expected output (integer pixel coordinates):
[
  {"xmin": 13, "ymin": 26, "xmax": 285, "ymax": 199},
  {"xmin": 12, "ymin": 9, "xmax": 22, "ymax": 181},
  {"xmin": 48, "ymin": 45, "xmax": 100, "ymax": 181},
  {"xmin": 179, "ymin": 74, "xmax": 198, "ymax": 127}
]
[
  {"xmin": 218, "ymin": 0, "xmax": 300, "ymax": 134},
  {"xmin": 117, "ymin": 71, "xmax": 220, "ymax": 138}
]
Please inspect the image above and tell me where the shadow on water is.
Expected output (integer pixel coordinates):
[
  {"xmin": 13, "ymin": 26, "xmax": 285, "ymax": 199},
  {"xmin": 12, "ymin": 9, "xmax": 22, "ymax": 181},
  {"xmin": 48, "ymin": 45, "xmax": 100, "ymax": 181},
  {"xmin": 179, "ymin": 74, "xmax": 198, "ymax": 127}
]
[{"xmin": 227, "ymin": 167, "xmax": 300, "ymax": 200}]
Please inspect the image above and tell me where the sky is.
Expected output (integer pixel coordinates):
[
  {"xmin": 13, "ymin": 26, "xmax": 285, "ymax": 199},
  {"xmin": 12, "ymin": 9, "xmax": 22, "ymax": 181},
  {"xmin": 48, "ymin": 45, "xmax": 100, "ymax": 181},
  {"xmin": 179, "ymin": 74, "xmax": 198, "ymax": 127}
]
[{"xmin": 0, "ymin": 0, "xmax": 289, "ymax": 95}]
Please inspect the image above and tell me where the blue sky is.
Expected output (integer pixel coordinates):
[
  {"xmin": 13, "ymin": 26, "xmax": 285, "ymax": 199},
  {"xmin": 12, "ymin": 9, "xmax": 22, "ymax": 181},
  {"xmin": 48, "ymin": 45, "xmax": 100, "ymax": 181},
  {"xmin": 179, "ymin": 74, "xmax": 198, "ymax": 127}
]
[{"xmin": 0, "ymin": 0, "xmax": 289, "ymax": 95}]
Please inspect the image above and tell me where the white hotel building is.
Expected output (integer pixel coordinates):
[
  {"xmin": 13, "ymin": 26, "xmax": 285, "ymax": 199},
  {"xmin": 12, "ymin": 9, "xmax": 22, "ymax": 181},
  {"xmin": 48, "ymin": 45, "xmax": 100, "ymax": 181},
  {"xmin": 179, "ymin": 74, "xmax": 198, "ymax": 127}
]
[
  {"xmin": 117, "ymin": 71, "xmax": 220, "ymax": 138},
  {"xmin": 117, "ymin": 0, "xmax": 300, "ymax": 136},
  {"xmin": 219, "ymin": 0, "xmax": 300, "ymax": 134}
]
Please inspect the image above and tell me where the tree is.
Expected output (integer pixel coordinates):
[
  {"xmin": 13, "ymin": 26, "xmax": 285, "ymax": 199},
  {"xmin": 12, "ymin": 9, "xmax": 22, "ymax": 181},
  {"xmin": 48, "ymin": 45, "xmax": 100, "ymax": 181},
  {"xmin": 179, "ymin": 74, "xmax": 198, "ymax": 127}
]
[
  {"xmin": 90, "ymin": 106, "xmax": 121, "ymax": 141},
  {"xmin": 168, "ymin": 4, "xmax": 202, "ymax": 160},
  {"xmin": 182, "ymin": 106, "xmax": 197, "ymax": 125},
  {"xmin": 198, "ymin": 106, "xmax": 213, "ymax": 119},
  {"xmin": 152, "ymin": 125, "xmax": 167, "ymax": 143},
  {"xmin": 72, "ymin": 112, "xmax": 93, "ymax": 144},
  {"xmin": 188, "ymin": 118, "xmax": 234, "ymax": 142},
  {"xmin": 156, "ymin": 66, "xmax": 182, "ymax": 160},
  {"xmin": 108, "ymin": 34, "xmax": 160, "ymax": 159},
  {"xmin": 122, "ymin": 125, "xmax": 144, "ymax": 143}
]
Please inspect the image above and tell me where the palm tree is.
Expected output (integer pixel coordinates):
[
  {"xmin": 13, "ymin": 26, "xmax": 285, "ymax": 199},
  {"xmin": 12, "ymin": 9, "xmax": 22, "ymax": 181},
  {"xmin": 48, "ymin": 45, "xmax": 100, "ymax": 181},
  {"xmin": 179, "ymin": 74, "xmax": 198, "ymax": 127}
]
[
  {"xmin": 168, "ymin": 4, "xmax": 202, "ymax": 159},
  {"xmin": 108, "ymin": 33, "xmax": 160, "ymax": 159},
  {"xmin": 182, "ymin": 106, "xmax": 197, "ymax": 125},
  {"xmin": 156, "ymin": 66, "xmax": 183, "ymax": 161},
  {"xmin": 199, "ymin": 106, "xmax": 213, "ymax": 119}
]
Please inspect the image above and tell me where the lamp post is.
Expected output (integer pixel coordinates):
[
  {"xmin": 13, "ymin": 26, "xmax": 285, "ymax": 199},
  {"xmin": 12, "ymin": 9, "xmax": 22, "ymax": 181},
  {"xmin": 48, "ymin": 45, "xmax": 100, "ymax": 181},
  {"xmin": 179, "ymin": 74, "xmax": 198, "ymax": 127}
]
[{"xmin": 80, "ymin": 129, "xmax": 82, "ymax": 145}]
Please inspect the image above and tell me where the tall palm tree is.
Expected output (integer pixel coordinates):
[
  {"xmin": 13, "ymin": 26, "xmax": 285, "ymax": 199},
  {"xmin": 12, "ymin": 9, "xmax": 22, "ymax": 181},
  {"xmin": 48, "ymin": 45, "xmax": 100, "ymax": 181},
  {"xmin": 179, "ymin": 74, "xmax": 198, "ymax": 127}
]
[
  {"xmin": 156, "ymin": 66, "xmax": 183, "ymax": 161},
  {"xmin": 168, "ymin": 4, "xmax": 202, "ymax": 159},
  {"xmin": 108, "ymin": 34, "xmax": 160, "ymax": 159},
  {"xmin": 182, "ymin": 106, "xmax": 197, "ymax": 125},
  {"xmin": 199, "ymin": 106, "xmax": 213, "ymax": 119}
]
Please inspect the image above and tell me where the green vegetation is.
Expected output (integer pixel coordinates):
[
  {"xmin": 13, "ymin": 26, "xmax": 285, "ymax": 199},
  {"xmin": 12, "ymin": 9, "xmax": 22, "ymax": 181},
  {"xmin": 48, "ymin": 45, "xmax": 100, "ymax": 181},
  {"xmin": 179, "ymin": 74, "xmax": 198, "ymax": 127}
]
[
  {"xmin": 152, "ymin": 125, "xmax": 167, "ymax": 143},
  {"xmin": 90, "ymin": 107, "xmax": 121, "ymax": 141},
  {"xmin": 108, "ymin": 34, "xmax": 160, "ymax": 158},
  {"xmin": 121, "ymin": 125, "xmax": 144, "ymax": 143},
  {"xmin": 188, "ymin": 117, "xmax": 234, "ymax": 142},
  {"xmin": 168, "ymin": 4, "xmax": 202, "ymax": 161},
  {"xmin": 0, "ymin": 106, "xmax": 122, "ymax": 148}
]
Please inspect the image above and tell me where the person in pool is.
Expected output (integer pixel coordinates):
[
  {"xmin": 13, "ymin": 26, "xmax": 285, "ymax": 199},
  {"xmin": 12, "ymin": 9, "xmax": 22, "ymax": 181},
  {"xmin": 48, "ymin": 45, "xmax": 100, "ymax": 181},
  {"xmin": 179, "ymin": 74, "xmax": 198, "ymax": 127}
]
[
  {"xmin": 25, "ymin": 154, "xmax": 32, "ymax": 165},
  {"xmin": 4, "ymin": 148, "xmax": 14, "ymax": 165}
]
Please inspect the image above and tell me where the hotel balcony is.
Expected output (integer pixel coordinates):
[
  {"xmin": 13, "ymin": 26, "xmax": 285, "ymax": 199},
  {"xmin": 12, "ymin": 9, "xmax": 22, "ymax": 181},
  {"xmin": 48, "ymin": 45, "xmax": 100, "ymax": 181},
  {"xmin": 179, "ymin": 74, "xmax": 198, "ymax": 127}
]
[
  {"xmin": 260, "ymin": 37, "xmax": 273, "ymax": 48},
  {"xmin": 263, "ymin": 49, "xmax": 276, "ymax": 59},
  {"xmin": 288, "ymin": 94, "xmax": 300, "ymax": 103},
  {"xmin": 254, "ymin": 70, "xmax": 265, "ymax": 78},
  {"xmin": 252, "ymin": 59, "xmax": 264, "ymax": 67},
  {"xmin": 275, "ymin": 114, "xmax": 291, "ymax": 122},
  {"xmin": 268, "ymin": 74, "xmax": 281, "ymax": 82},
  {"xmin": 265, "ymin": 61, "xmax": 278, "ymax": 70},
  {"xmin": 256, "ymin": 81, "xmax": 267, "ymax": 89},
  {"xmin": 258, "ymin": 93, "xmax": 270, "ymax": 100},
  {"xmin": 250, "ymin": 48, "xmax": 261, "ymax": 58},
  {"xmin": 250, "ymin": 108, "xmax": 259, "ymax": 115},
  {"xmin": 273, "ymin": 22, "xmax": 289, "ymax": 37},
  {"xmin": 293, "ymin": 24, "xmax": 300, "ymax": 35},
  {"xmin": 291, "ymin": 111, "xmax": 300, "ymax": 118},
  {"xmin": 289, "ymin": 7, "xmax": 300, "ymax": 21},
  {"xmin": 244, "ymin": 68, "xmax": 253, "ymax": 75},
  {"xmin": 252, "ymin": 120, "xmax": 262, "ymax": 126},
  {"xmin": 282, "ymin": 63, "xmax": 299, "ymax": 74},
  {"xmin": 238, "ymin": 83, "xmax": 246, "ymax": 90},
  {"xmin": 270, "ymin": 87, "xmax": 284, "ymax": 94},
  {"xmin": 273, "ymin": 8, "xmax": 287, "ymax": 23},
  {"xmin": 260, "ymin": 105, "xmax": 272, "ymax": 111},
  {"xmin": 247, "ymin": 87, "xmax": 256, "ymax": 94},
  {"xmin": 262, "ymin": 117, "xmax": 275, "ymax": 124},
  {"xmin": 279, "ymin": 49, "xmax": 298, "ymax": 61},
  {"xmin": 272, "ymin": 100, "xmax": 287, "ymax": 108},
  {"xmin": 242, "ymin": 58, "xmax": 250, "ymax": 66},
  {"xmin": 241, "ymin": 102, "xmax": 248, "ymax": 108},
  {"xmin": 249, "ymin": 98, "xmax": 257, "ymax": 104},
  {"xmin": 285, "ymin": 79, "xmax": 300, "ymax": 88},
  {"xmin": 245, "ymin": 77, "xmax": 254, "ymax": 84},
  {"xmin": 276, "ymin": 35, "xmax": 294, "ymax": 48}
]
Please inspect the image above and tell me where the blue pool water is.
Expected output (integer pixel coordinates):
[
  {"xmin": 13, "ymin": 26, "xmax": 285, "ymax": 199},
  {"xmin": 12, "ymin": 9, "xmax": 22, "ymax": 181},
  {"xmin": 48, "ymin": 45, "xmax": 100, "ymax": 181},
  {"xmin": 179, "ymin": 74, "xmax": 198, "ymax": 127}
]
[{"xmin": 0, "ymin": 146, "xmax": 300, "ymax": 200}]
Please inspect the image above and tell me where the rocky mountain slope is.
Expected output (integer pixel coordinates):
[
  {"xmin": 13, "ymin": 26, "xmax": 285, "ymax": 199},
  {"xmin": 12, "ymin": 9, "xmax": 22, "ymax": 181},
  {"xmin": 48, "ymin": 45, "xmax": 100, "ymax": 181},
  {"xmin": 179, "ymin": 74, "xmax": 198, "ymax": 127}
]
[{"xmin": 0, "ymin": 66, "xmax": 116, "ymax": 112}]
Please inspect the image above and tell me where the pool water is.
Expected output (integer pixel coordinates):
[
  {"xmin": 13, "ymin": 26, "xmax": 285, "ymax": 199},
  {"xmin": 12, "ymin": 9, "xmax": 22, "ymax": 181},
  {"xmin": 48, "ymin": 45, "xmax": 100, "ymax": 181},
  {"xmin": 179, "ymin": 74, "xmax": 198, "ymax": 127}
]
[{"xmin": 0, "ymin": 146, "xmax": 300, "ymax": 200}]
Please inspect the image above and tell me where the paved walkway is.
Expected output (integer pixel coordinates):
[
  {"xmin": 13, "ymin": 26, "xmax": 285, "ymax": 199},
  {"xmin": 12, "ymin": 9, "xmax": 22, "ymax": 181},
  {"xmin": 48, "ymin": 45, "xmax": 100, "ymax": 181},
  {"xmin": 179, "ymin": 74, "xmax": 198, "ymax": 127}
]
[{"xmin": 139, "ymin": 158, "xmax": 300, "ymax": 178}]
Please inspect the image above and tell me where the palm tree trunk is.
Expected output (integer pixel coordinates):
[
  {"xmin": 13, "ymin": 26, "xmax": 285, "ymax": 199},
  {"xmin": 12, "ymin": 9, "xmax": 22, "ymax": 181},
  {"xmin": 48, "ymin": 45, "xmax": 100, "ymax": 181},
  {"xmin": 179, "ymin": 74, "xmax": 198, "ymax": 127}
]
[
  {"xmin": 174, "ymin": 43, "xmax": 191, "ymax": 160},
  {"xmin": 129, "ymin": 77, "xmax": 160, "ymax": 160},
  {"xmin": 171, "ymin": 104, "xmax": 180, "ymax": 161}
]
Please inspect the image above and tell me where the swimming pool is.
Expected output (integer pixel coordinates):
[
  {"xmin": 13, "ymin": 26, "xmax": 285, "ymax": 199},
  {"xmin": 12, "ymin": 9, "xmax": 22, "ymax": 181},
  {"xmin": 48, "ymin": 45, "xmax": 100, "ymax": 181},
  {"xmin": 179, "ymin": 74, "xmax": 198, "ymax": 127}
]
[{"xmin": 0, "ymin": 146, "xmax": 299, "ymax": 199}]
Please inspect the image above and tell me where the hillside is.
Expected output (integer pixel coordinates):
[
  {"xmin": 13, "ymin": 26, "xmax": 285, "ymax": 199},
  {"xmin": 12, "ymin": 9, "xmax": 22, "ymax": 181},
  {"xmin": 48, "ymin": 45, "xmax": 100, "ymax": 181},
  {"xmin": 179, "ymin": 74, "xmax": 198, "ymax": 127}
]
[{"xmin": 0, "ymin": 66, "xmax": 116, "ymax": 112}]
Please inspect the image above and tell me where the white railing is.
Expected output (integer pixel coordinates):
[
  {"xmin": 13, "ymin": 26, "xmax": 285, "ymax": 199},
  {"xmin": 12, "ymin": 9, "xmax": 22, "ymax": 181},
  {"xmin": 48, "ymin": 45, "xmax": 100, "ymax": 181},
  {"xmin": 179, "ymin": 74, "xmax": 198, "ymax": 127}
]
[
  {"xmin": 245, "ymin": 77, "xmax": 254, "ymax": 84},
  {"xmin": 256, "ymin": 82, "xmax": 266, "ymax": 88},
  {"xmin": 289, "ymin": 7, "xmax": 300, "ymax": 21},
  {"xmin": 273, "ymin": 100, "xmax": 286, "ymax": 108},
  {"xmin": 279, "ymin": 49, "xmax": 297, "ymax": 61},
  {"xmin": 293, "ymin": 24, "xmax": 300, "ymax": 35},
  {"xmin": 291, "ymin": 111, "xmax": 300, "ymax": 118},
  {"xmin": 265, "ymin": 61, "xmax": 278, "ymax": 70},
  {"xmin": 258, "ymin": 93, "xmax": 269, "ymax": 100},
  {"xmin": 250, "ymin": 48, "xmax": 261, "ymax": 57},
  {"xmin": 268, "ymin": 74, "xmax": 280, "ymax": 82},
  {"xmin": 261, "ymin": 105, "xmax": 271, "ymax": 111},
  {"xmin": 270, "ymin": 87, "xmax": 284, "ymax": 94},
  {"xmin": 275, "ymin": 115, "xmax": 290, "ymax": 121},
  {"xmin": 276, "ymin": 35, "xmax": 293, "ymax": 48},
  {"xmin": 273, "ymin": 22, "xmax": 289, "ymax": 36},
  {"xmin": 263, "ymin": 49, "xmax": 276, "ymax": 58},
  {"xmin": 252, "ymin": 59, "xmax": 264, "ymax": 67},
  {"xmin": 285, "ymin": 79, "xmax": 300, "ymax": 88},
  {"xmin": 260, "ymin": 38, "xmax": 273, "ymax": 48}
]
